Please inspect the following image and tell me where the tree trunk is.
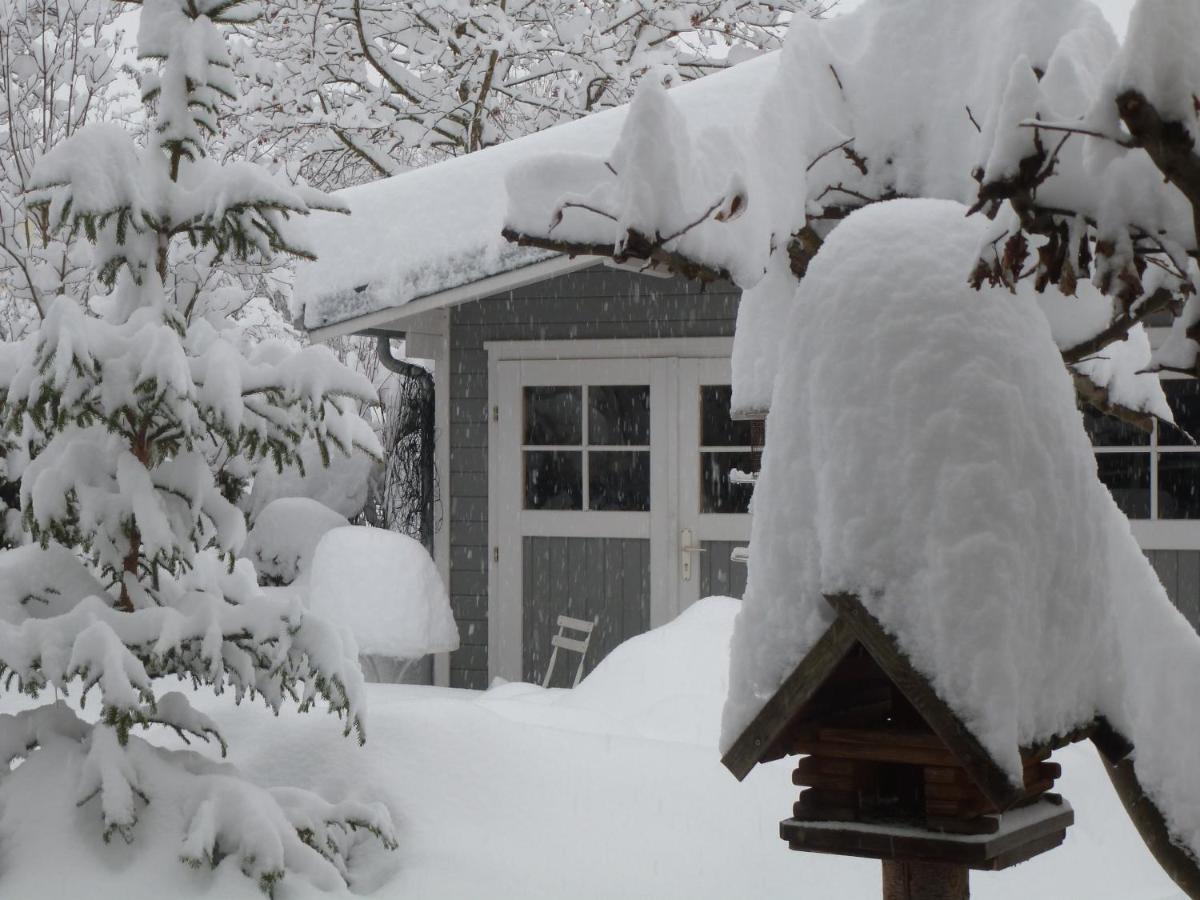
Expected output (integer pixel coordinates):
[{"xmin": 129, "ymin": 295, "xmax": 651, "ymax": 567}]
[{"xmin": 882, "ymin": 860, "xmax": 969, "ymax": 900}]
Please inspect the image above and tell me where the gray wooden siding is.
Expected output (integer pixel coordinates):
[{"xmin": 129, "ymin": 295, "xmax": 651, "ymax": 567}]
[
  {"xmin": 699, "ymin": 541, "xmax": 749, "ymax": 600},
  {"xmin": 522, "ymin": 537, "xmax": 650, "ymax": 687},
  {"xmin": 447, "ymin": 265, "xmax": 740, "ymax": 688},
  {"xmin": 1145, "ymin": 549, "xmax": 1200, "ymax": 629}
]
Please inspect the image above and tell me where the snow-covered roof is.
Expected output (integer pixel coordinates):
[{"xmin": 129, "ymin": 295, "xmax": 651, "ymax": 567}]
[
  {"xmin": 294, "ymin": 53, "xmax": 779, "ymax": 335},
  {"xmin": 723, "ymin": 198, "xmax": 1200, "ymax": 863}
]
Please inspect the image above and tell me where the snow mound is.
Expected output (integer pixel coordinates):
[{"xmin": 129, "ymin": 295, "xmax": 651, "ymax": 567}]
[
  {"xmin": 244, "ymin": 497, "xmax": 349, "ymax": 585},
  {"xmin": 723, "ymin": 198, "xmax": 1200, "ymax": 860},
  {"xmin": 481, "ymin": 597, "xmax": 737, "ymax": 746},
  {"xmin": 560, "ymin": 597, "xmax": 736, "ymax": 746},
  {"xmin": 308, "ymin": 526, "xmax": 457, "ymax": 659}
]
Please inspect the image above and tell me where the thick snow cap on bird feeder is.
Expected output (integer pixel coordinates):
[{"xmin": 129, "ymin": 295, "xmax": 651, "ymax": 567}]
[{"xmin": 720, "ymin": 199, "xmax": 1200, "ymax": 883}]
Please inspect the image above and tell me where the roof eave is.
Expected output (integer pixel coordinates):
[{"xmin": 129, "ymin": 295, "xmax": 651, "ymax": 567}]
[{"xmin": 305, "ymin": 254, "xmax": 601, "ymax": 343}]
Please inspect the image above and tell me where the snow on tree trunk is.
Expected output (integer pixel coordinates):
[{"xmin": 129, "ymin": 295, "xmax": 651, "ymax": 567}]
[{"xmin": 0, "ymin": 0, "xmax": 396, "ymax": 893}]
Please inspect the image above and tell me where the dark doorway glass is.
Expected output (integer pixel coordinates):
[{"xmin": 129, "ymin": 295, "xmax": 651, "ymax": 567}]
[
  {"xmin": 524, "ymin": 387, "xmax": 582, "ymax": 445},
  {"xmin": 589, "ymin": 451, "xmax": 650, "ymax": 511},
  {"xmin": 1158, "ymin": 454, "xmax": 1200, "ymax": 519},
  {"xmin": 588, "ymin": 386, "xmax": 650, "ymax": 446},
  {"xmin": 1095, "ymin": 453, "xmax": 1150, "ymax": 519},
  {"xmin": 701, "ymin": 385, "xmax": 756, "ymax": 447},
  {"xmin": 524, "ymin": 451, "xmax": 583, "ymax": 510},
  {"xmin": 701, "ymin": 451, "xmax": 761, "ymax": 514}
]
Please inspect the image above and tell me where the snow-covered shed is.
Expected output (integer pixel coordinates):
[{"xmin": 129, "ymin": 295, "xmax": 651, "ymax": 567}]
[
  {"xmin": 295, "ymin": 59, "xmax": 778, "ymax": 690},
  {"xmin": 298, "ymin": 0, "xmax": 1200, "ymax": 693}
]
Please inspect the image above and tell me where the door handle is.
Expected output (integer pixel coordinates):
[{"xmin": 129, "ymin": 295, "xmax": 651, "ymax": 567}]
[{"xmin": 680, "ymin": 528, "xmax": 707, "ymax": 582}]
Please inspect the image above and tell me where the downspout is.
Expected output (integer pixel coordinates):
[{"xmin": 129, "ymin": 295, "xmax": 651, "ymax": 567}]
[{"xmin": 375, "ymin": 335, "xmax": 436, "ymax": 552}]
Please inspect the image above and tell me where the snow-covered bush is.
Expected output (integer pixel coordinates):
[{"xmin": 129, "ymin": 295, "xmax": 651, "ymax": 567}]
[
  {"xmin": 244, "ymin": 497, "xmax": 350, "ymax": 586},
  {"xmin": 308, "ymin": 526, "xmax": 457, "ymax": 682},
  {"xmin": 0, "ymin": 0, "xmax": 396, "ymax": 893}
]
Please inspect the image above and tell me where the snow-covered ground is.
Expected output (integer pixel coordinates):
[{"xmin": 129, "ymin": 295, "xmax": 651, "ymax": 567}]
[{"xmin": 0, "ymin": 598, "xmax": 1183, "ymax": 899}]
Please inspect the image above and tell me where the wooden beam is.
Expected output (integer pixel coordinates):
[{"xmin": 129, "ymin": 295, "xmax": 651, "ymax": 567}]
[
  {"xmin": 824, "ymin": 593, "xmax": 1024, "ymax": 810},
  {"xmin": 721, "ymin": 615, "xmax": 857, "ymax": 780}
]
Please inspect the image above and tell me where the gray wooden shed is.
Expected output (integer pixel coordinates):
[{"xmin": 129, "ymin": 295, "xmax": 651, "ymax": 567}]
[
  {"xmin": 294, "ymin": 56, "xmax": 1200, "ymax": 691},
  {"xmin": 311, "ymin": 257, "xmax": 755, "ymax": 690}
]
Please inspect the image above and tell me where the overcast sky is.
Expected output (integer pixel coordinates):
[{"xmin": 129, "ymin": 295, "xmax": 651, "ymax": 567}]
[{"xmin": 832, "ymin": 0, "xmax": 1136, "ymax": 37}]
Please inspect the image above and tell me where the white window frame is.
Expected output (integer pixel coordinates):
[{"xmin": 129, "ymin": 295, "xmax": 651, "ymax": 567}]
[{"xmin": 1090, "ymin": 363, "xmax": 1200, "ymax": 551}]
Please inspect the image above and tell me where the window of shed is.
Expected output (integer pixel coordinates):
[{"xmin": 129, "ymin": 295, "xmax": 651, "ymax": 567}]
[
  {"xmin": 699, "ymin": 385, "xmax": 761, "ymax": 514},
  {"xmin": 1085, "ymin": 376, "xmax": 1200, "ymax": 520},
  {"xmin": 522, "ymin": 385, "xmax": 650, "ymax": 512}
]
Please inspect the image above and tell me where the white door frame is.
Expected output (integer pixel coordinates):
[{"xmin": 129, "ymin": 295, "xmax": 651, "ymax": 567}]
[{"xmin": 486, "ymin": 337, "xmax": 732, "ymax": 683}]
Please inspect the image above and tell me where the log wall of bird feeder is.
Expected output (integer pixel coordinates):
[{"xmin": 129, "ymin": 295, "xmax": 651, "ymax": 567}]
[{"xmin": 723, "ymin": 592, "xmax": 1133, "ymax": 899}]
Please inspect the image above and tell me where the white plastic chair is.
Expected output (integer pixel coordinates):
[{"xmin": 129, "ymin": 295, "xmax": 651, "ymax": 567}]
[{"xmin": 542, "ymin": 614, "xmax": 599, "ymax": 688}]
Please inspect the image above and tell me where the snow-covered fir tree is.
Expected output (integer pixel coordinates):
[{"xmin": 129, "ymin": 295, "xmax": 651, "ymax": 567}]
[{"xmin": 0, "ymin": 0, "xmax": 395, "ymax": 893}]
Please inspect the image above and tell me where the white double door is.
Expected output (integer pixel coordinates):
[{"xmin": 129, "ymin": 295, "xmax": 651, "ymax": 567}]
[{"xmin": 488, "ymin": 344, "xmax": 755, "ymax": 682}]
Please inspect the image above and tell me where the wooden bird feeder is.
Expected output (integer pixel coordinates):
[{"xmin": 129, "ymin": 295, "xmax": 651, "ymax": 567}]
[{"xmin": 722, "ymin": 592, "xmax": 1133, "ymax": 900}]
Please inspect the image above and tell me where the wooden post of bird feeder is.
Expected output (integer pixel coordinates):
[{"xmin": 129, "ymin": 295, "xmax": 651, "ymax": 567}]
[
  {"xmin": 721, "ymin": 592, "xmax": 1134, "ymax": 900},
  {"xmin": 882, "ymin": 860, "xmax": 968, "ymax": 900}
]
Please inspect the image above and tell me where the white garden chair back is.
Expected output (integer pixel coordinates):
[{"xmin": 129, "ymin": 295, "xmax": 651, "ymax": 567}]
[{"xmin": 542, "ymin": 615, "xmax": 599, "ymax": 688}]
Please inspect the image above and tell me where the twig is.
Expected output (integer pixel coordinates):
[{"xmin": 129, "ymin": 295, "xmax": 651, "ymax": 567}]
[
  {"xmin": 965, "ymin": 105, "xmax": 982, "ymax": 134},
  {"xmin": 828, "ymin": 63, "xmax": 843, "ymax": 93},
  {"xmin": 551, "ymin": 201, "xmax": 619, "ymax": 232},
  {"xmin": 655, "ymin": 197, "xmax": 725, "ymax": 245},
  {"xmin": 1018, "ymin": 119, "xmax": 1134, "ymax": 148},
  {"xmin": 1037, "ymin": 132, "xmax": 1072, "ymax": 181},
  {"xmin": 816, "ymin": 183, "xmax": 884, "ymax": 205},
  {"xmin": 807, "ymin": 138, "xmax": 853, "ymax": 172}
]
